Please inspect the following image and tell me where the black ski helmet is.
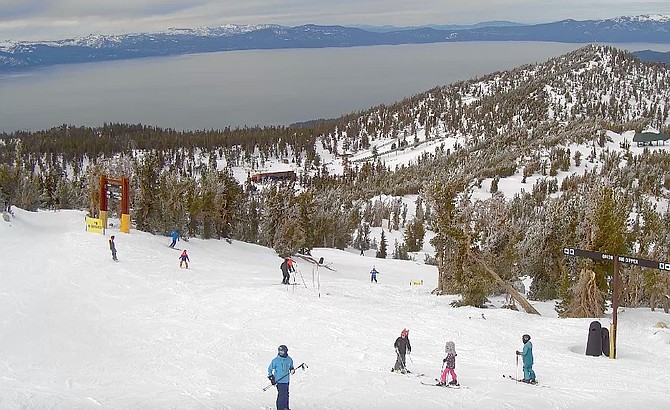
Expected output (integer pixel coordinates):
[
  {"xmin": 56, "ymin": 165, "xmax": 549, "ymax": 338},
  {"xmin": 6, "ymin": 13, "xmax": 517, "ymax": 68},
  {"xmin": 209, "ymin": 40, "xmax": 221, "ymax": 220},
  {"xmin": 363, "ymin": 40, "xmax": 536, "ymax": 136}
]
[
  {"xmin": 522, "ymin": 334, "xmax": 531, "ymax": 343},
  {"xmin": 278, "ymin": 345, "xmax": 288, "ymax": 357}
]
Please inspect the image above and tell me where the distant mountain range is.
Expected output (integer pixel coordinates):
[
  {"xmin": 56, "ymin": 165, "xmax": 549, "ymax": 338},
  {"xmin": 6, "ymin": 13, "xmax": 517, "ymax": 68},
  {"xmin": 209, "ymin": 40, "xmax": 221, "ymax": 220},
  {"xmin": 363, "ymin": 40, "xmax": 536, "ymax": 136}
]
[
  {"xmin": 634, "ymin": 49, "xmax": 670, "ymax": 64},
  {"xmin": 1, "ymin": 15, "xmax": 670, "ymax": 73},
  {"xmin": 352, "ymin": 21, "xmax": 525, "ymax": 32}
]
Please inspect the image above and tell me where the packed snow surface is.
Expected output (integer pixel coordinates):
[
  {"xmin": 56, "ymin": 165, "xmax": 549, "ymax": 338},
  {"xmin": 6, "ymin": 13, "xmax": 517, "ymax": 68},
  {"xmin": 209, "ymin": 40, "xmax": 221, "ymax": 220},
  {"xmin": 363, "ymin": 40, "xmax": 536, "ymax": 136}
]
[{"xmin": 1, "ymin": 209, "xmax": 669, "ymax": 409}]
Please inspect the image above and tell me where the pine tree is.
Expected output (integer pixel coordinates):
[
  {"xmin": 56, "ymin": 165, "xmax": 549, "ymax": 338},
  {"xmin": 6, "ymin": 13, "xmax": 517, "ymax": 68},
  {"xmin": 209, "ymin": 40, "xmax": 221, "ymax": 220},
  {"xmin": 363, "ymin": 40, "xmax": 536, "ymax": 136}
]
[
  {"xmin": 403, "ymin": 218, "xmax": 425, "ymax": 252},
  {"xmin": 425, "ymin": 178, "xmax": 467, "ymax": 295},
  {"xmin": 589, "ymin": 186, "xmax": 632, "ymax": 309},
  {"xmin": 376, "ymin": 230, "xmax": 387, "ymax": 258},
  {"xmin": 133, "ymin": 153, "xmax": 162, "ymax": 232},
  {"xmin": 295, "ymin": 191, "xmax": 316, "ymax": 253},
  {"xmin": 354, "ymin": 223, "xmax": 371, "ymax": 254},
  {"xmin": 392, "ymin": 239, "xmax": 410, "ymax": 260}
]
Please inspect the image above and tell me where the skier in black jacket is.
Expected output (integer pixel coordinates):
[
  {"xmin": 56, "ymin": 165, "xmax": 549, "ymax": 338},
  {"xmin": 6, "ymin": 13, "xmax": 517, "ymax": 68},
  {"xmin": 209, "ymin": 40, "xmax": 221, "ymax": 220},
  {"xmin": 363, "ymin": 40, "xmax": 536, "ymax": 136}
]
[
  {"xmin": 280, "ymin": 257, "xmax": 294, "ymax": 284},
  {"xmin": 393, "ymin": 328, "xmax": 411, "ymax": 373}
]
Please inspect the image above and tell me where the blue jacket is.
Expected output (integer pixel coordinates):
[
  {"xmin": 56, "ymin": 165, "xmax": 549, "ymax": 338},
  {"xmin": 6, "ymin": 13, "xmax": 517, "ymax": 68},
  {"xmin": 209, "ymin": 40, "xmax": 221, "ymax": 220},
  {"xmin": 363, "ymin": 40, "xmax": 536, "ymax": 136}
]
[
  {"xmin": 171, "ymin": 231, "xmax": 180, "ymax": 241},
  {"xmin": 370, "ymin": 268, "xmax": 378, "ymax": 277},
  {"xmin": 268, "ymin": 355, "xmax": 294, "ymax": 384},
  {"xmin": 521, "ymin": 341, "xmax": 533, "ymax": 366}
]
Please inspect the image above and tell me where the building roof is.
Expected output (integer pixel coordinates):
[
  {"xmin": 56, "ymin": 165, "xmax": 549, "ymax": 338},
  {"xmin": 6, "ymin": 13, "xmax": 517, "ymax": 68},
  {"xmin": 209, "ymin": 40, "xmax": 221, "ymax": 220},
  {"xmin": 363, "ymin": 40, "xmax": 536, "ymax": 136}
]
[{"xmin": 633, "ymin": 132, "xmax": 670, "ymax": 143}]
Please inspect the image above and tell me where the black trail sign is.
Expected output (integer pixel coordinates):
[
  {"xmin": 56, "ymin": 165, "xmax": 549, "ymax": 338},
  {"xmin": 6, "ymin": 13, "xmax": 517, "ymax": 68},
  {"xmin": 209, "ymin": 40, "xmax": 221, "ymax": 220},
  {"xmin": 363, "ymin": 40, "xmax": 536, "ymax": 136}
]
[{"xmin": 563, "ymin": 247, "xmax": 669, "ymax": 359}]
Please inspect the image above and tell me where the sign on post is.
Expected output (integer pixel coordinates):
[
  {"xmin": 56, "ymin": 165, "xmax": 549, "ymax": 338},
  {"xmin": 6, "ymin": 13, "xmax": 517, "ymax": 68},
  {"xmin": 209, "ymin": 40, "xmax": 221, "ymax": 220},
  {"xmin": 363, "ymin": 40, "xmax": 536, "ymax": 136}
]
[
  {"xmin": 563, "ymin": 247, "xmax": 669, "ymax": 359},
  {"xmin": 85, "ymin": 217, "xmax": 105, "ymax": 234}
]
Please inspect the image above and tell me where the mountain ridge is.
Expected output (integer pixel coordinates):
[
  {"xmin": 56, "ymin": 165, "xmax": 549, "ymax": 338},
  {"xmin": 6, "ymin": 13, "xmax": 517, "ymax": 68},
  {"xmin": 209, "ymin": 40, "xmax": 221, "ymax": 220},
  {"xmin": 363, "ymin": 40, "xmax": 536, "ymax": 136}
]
[{"xmin": 2, "ymin": 14, "xmax": 670, "ymax": 73}]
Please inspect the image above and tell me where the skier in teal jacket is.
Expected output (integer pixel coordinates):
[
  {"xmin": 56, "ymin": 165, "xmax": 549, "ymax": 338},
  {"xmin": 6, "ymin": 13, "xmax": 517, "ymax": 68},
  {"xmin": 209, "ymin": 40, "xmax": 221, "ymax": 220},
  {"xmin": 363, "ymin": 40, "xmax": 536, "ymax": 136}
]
[
  {"xmin": 268, "ymin": 345, "xmax": 294, "ymax": 410},
  {"xmin": 516, "ymin": 334, "xmax": 536, "ymax": 383}
]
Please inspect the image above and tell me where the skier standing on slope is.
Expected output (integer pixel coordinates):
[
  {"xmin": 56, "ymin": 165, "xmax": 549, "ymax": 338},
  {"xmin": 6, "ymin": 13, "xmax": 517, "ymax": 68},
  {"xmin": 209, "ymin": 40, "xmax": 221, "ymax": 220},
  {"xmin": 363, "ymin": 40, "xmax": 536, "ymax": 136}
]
[
  {"xmin": 516, "ymin": 334, "xmax": 536, "ymax": 383},
  {"xmin": 179, "ymin": 249, "xmax": 190, "ymax": 269},
  {"xmin": 280, "ymin": 257, "xmax": 294, "ymax": 285},
  {"xmin": 267, "ymin": 344, "xmax": 295, "ymax": 410},
  {"xmin": 370, "ymin": 266, "xmax": 378, "ymax": 283},
  {"xmin": 109, "ymin": 235, "xmax": 118, "ymax": 261},
  {"xmin": 393, "ymin": 328, "xmax": 411, "ymax": 373},
  {"xmin": 439, "ymin": 341, "xmax": 459, "ymax": 386}
]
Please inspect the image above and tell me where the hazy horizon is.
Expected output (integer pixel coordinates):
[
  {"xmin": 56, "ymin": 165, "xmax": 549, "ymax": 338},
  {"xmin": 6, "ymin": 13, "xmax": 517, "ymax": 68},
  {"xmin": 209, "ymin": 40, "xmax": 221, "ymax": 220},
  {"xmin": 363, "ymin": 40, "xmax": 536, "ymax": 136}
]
[{"xmin": 2, "ymin": 1, "xmax": 670, "ymax": 41}]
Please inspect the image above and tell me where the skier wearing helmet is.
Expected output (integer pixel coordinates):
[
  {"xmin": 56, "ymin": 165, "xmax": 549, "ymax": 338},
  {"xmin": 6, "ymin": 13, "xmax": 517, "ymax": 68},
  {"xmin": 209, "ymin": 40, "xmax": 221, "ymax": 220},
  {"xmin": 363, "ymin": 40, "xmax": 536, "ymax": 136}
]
[
  {"xmin": 516, "ymin": 334, "xmax": 536, "ymax": 383},
  {"xmin": 392, "ymin": 329, "xmax": 412, "ymax": 373},
  {"xmin": 439, "ymin": 341, "xmax": 459, "ymax": 386},
  {"xmin": 179, "ymin": 249, "xmax": 190, "ymax": 269},
  {"xmin": 268, "ymin": 344, "xmax": 295, "ymax": 410},
  {"xmin": 280, "ymin": 257, "xmax": 295, "ymax": 285}
]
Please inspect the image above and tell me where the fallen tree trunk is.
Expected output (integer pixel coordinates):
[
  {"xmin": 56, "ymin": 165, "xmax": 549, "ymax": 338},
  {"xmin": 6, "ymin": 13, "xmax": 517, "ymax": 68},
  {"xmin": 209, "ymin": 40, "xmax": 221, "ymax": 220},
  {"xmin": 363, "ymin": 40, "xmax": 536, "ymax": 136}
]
[{"xmin": 469, "ymin": 254, "xmax": 541, "ymax": 315}]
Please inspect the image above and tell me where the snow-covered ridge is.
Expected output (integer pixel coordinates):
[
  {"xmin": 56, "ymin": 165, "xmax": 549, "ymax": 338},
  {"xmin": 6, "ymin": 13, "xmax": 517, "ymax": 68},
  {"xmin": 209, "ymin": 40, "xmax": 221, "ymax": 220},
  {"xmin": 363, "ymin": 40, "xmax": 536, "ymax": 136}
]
[
  {"xmin": 613, "ymin": 14, "xmax": 670, "ymax": 23},
  {"xmin": 0, "ymin": 24, "xmax": 279, "ymax": 51},
  {"xmin": 161, "ymin": 24, "xmax": 277, "ymax": 37}
]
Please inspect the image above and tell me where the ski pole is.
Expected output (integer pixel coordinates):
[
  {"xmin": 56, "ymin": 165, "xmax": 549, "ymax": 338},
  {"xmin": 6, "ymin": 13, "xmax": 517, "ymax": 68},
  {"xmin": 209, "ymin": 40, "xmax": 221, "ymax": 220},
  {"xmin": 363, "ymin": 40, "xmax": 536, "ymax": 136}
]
[
  {"xmin": 515, "ymin": 352, "xmax": 519, "ymax": 383},
  {"xmin": 263, "ymin": 363, "xmax": 308, "ymax": 391},
  {"xmin": 407, "ymin": 351, "xmax": 414, "ymax": 364},
  {"xmin": 296, "ymin": 266, "xmax": 308, "ymax": 288}
]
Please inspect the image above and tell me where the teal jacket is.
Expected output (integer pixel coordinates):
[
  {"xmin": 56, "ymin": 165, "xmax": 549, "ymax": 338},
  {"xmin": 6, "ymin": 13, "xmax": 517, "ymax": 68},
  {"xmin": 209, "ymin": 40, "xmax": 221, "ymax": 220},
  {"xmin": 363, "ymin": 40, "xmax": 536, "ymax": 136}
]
[
  {"xmin": 521, "ymin": 341, "xmax": 533, "ymax": 366},
  {"xmin": 268, "ymin": 355, "xmax": 294, "ymax": 384}
]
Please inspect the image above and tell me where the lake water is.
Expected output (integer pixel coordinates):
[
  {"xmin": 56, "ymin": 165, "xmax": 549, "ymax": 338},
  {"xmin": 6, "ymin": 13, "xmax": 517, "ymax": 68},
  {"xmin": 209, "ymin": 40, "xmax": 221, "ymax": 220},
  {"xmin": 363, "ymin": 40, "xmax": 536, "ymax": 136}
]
[{"xmin": 1, "ymin": 42, "xmax": 668, "ymax": 133}]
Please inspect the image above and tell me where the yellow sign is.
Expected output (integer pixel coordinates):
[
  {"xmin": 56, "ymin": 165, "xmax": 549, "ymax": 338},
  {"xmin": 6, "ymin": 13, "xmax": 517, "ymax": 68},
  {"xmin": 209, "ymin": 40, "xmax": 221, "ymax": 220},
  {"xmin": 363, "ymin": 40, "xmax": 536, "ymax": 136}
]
[
  {"xmin": 86, "ymin": 217, "xmax": 104, "ymax": 234},
  {"xmin": 410, "ymin": 279, "xmax": 424, "ymax": 286}
]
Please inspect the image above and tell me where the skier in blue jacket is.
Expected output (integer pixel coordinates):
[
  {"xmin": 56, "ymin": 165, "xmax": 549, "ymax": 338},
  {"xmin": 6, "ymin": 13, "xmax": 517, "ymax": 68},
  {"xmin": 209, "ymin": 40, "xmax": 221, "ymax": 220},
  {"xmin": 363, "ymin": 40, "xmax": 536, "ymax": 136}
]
[
  {"xmin": 516, "ymin": 334, "xmax": 536, "ymax": 383},
  {"xmin": 268, "ymin": 344, "xmax": 295, "ymax": 410},
  {"xmin": 169, "ymin": 230, "xmax": 180, "ymax": 248}
]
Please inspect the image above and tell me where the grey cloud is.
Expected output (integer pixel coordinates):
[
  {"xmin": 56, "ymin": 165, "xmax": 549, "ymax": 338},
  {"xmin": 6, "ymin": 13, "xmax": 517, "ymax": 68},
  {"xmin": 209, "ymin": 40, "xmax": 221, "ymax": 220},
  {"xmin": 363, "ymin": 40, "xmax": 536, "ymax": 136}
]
[{"xmin": 0, "ymin": 0, "xmax": 53, "ymax": 20}]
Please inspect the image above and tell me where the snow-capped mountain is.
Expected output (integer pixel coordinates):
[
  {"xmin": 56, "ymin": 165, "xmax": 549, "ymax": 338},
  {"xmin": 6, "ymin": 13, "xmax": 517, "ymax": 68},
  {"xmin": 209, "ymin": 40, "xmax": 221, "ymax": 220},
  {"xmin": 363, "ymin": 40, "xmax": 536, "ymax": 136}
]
[
  {"xmin": 0, "ymin": 15, "xmax": 669, "ymax": 73},
  {"xmin": 612, "ymin": 14, "xmax": 670, "ymax": 23}
]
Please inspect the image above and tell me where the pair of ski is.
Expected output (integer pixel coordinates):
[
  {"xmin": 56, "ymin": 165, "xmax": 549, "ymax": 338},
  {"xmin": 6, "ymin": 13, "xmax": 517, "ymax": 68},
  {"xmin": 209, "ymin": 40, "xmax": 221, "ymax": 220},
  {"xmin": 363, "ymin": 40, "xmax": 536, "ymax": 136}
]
[
  {"xmin": 393, "ymin": 348, "xmax": 422, "ymax": 376},
  {"xmin": 502, "ymin": 374, "xmax": 544, "ymax": 386},
  {"xmin": 420, "ymin": 379, "xmax": 464, "ymax": 389},
  {"xmin": 392, "ymin": 369, "xmax": 425, "ymax": 377}
]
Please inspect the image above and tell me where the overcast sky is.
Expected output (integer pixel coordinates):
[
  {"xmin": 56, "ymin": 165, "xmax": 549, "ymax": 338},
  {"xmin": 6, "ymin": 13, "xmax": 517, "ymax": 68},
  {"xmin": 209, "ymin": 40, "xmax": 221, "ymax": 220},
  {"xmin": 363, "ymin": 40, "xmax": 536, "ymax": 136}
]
[{"xmin": 1, "ymin": 0, "xmax": 670, "ymax": 41}]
